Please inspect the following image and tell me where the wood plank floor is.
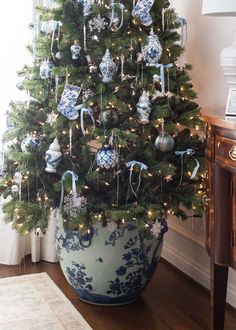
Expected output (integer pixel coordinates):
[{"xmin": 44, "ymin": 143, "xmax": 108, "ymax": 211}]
[{"xmin": 0, "ymin": 257, "xmax": 236, "ymax": 329}]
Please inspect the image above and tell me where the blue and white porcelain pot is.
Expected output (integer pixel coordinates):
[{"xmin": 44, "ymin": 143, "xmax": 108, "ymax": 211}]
[{"xmin": 56, "ymin": 215, "xmax": 167, "ymax": 306}]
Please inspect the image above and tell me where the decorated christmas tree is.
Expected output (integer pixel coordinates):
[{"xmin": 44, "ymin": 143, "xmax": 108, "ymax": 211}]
[{"xmin": 0, "ymin": 0, "xmax": 205, "ymax": 235}]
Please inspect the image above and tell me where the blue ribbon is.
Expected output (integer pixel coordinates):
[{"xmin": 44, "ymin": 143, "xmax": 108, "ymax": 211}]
[
  {"xmin": 175, "ymin": 149, "xmax": 200, "ymax": 188},
  {"xmin": 126, "ymin": 161, "xmax": 148, "ymax": 198},
  {"xmin": 109, "ymin": 2, "xmax": 125, "ymax": 31},
  {"xmin": 155, "ymin": 63, "xmax": 173, "ymax": 94},
  {"xmin": 176, "ymin": 17, "xmax": 187, "ymax": 47},
  {"xmin": 75, "ymin": 104, "xmax": 96, "ymax": 135},
  {"xmin": 60, "ymin": 170, "xmax": 78, "ymax": 208}
]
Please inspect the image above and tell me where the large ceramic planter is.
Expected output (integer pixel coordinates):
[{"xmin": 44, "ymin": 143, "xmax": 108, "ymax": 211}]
[{"xmin": 56, "ymin": 215, "xmax": 167, "ymax": 305}]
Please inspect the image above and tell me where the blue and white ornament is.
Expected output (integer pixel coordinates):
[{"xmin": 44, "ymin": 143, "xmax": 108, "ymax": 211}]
[
  {"xmin": 132, "ymin": 0, "xmax": 155, "ymax": 26},
  {"xmin": 21, "ymin": 135, "xmax": 41, "ymax": 153},
  {"xmin": 39, "ymin": 60, "xmax": 53, "ymax": 80},
  {"xmin": 99, "ymin": 49, "xmax": 117, "ymax": 83},
  {"xmin": 96, "ymin": 146, "xmax": 119, "ymax": 170},
  {"xmin": 142, "ymin": 28, "xmax": 163, "ymax": 67},
  {"xmin": 57, "ymin": 84, "xmax": 81, "ymax": 120},
  {"xmin": 45, "ymin": 138, "xmax": 62, "ymax": 173},
  {"xmin": 70, "ymin": 40, "xmax": 81, "ymax": 60}
]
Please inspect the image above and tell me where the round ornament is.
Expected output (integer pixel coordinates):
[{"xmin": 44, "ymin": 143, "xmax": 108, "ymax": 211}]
[
  {"xmin": 96, "ymin": 146, "xmax": 119, "ymax": 169},
  {"xmin": 21, "ymin": 136, "xmax": 41, "ymax": 153},
  {"xmin": 99, "ymin": 108, "xmax": 118, "ymax": 129},
  {"xmin": 155, "ymin": 133, "xmax": 175, "ymax": 153}
]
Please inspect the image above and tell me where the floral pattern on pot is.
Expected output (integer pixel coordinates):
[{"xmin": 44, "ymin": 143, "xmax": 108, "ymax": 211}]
[{"xmin": 56, "ymin": 214, "xmax": 167, "ymax": 305}]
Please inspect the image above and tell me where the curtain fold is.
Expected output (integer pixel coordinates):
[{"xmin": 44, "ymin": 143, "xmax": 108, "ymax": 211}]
[{"xmin": 0, "ymin": 198, "xmax": 58, "ymax": 265}]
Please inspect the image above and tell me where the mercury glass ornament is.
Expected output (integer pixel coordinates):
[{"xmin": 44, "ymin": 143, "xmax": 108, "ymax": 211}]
[
  {"xmin": 45, "ymin": 138, "xmax": 62, "ymax": 173},
  {"xmin": 155, "ymin": 133, "xmax": 175, "ymax": 152},
  {"xmin": 99, "ymin": 108, "xmax": 118, "ymax": 129},
  {"xmin": 136, "ymin": 91, "xmax": 152, "ymax": 124},
  {"xmin": 142, "ymin": 28, "xmax": 163, "ymax": 67},
  {"xmin": 99, "ymin": 49, "xmax": 117, "ymax": 83}
]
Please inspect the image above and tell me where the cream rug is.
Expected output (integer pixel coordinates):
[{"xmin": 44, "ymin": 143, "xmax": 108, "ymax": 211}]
[{"xmin": 0, "ymin": 272, "xmax": 92, "ymax": 330}]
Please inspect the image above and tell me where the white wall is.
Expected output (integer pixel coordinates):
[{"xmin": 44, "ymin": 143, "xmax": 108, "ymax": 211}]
[
  {"xmin": 163, "ymin": 0, "xmax": 236, "ymax": 307},
  {"xmin": 169, "ymin": 0, "xmax": 236, "ymax": 109}
]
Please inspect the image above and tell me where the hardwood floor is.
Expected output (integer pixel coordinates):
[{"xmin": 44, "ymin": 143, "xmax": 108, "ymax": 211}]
[{"xmin": 0, "ymin": 257, "xmax": 236, "ymax": 329}]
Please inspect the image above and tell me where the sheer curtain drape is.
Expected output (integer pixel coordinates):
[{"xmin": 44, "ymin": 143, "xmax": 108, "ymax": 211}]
[{"xmin": 0, "ymin": 0, "xmax": 58, "ymax": 265}]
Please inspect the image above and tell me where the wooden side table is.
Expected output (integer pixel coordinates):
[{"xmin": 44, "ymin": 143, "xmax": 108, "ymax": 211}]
[{"xmin": 200, "ymin": 108, "xmax": 236, "ymax": 330}]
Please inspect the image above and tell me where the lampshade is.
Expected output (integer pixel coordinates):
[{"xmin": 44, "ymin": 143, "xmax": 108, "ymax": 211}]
[{"xmin": 202, "ymin": 0, "xmax": 236, "ymax": 16}]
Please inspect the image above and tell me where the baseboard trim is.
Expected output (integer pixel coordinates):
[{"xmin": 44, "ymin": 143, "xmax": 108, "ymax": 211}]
[
  {"xmin": 162, "ymin": 242, "xmax": 210, "ymax": 289},
  {"xmin": 162, "ymin": 242, "xmax": 236, "ymax": 308}
]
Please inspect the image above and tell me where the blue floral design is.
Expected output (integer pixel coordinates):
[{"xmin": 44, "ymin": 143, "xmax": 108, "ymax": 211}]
[
  {"xmin": 105, "ymin": 224, "xmax": 136, "ymax": 247},
  {"xmin": 56, "ymin": 230, "xmax": 85, "ymax": 253},
  {"xmin": 66, "ymin": 261, "xmax": 95, "ymax": 292},
  {"xmin": 106, "ymin": 234, "xmax": 155, "ymax": 295}
]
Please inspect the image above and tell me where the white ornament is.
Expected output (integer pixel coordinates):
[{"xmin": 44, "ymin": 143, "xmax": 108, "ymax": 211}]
[
  {"xmin": 64, "ymin": 194, "xmax": 87, "ymax": 218},
  {"xmin": 136, "ymin": 52, "xmax": 143, "ymax": 63},
  {"xmin": 99, "ymin": 49, "xmax": 117, "ymax": 83},
  {"xmin": 136, "ymin": 91, "xmax": 152, "ymax": 124},
  {"xmin": 46, "ymin": 112, "xmax": 58, "ymax": 126},
  {"xmin": 106, "ymin": 221, "xmax": 117, "ymax": 232},
  {"xmin": 142, "ymin": 28, "xmax": 163, "ymax": 67},
  {"xmin": 14, "ymin": 172, "xmax": 22, "ymax": 184},
  {"xmin": 11, "ymin": 185, "xmax": 19, "ymax": 193},
  {"xmin": 45, "ymin": 138, "xmax": 62, "ymax": 173},
  {"xmin": 153, "ymin": 74, "xmax": 161, "ymax": 83},
  {"xmin": 151, "ymin": 90, "xmax": 164, "ymax": 101},
  {"xmin": 89, "ymin": 14, "xmax": 107, "ymax": 33},
  {"xmin": 150, "ymin": 221, "xmax": 162, "ymax": 237}
]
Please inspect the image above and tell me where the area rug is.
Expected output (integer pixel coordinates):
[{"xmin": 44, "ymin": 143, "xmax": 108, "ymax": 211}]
[{"xmin": 0, "ymin": 272, "xmax": 92, "ymax": 330}]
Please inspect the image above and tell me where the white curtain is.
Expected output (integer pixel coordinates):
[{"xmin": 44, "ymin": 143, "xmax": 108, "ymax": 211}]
[
  {"xmin": 0, "ymin": 0, "xmax": 58, "ymax": 265},
  {"xmin": 0, "ymin": 198, "xmax": 58, "ymax": 265}
]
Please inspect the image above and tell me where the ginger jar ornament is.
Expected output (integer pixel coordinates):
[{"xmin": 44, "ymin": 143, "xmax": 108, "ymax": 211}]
[
  {"xmin": 136, "ymin": 91, "xmax": 152, "ymax": 124},
  {"xmin": 142, "ymin": 28, "xmax": 163, "ymax": 67},
  {"xmin": 70, "ymin": 40, "xmax": 81, "ymax": 60},
  {"xmin": 99, "ymin": 49, "xmax": 117, "ymax": 83},
  {"xmin": 45, "ymin": 138, "xmax": 62, "ymax": 173}
]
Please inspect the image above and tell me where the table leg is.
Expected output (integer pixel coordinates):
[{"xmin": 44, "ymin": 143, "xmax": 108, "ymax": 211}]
[{"xmin": 210, "ymin": 261, "xmax": 229, "ymax": 330}]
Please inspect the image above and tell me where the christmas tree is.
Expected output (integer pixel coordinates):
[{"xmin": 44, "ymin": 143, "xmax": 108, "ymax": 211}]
[{"xmin": 0, "ymin": 0, "xmax": 205, "ymax": 235}]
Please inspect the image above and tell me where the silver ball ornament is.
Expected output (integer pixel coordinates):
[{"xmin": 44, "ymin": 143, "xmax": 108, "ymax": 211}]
[
  {"xmin": 99, "ymin": 108, "xmax": 118, "ymax": 129},
  {"xmin": 155, "ymin": 134, "xmax": 175, "ymax": 152}
]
